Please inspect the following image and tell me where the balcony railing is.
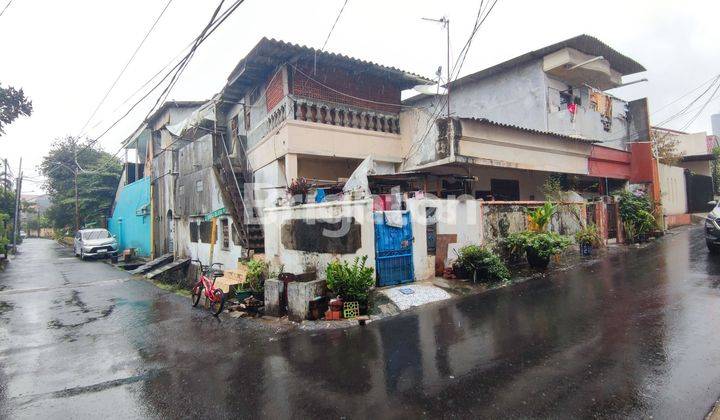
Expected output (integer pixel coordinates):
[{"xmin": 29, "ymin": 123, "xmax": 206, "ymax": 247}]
[{"xmin": 247, "ymin": 95, "xmax": 400, "ymax": 147}]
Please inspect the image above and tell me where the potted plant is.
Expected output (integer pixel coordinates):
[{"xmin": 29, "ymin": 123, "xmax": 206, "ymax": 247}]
[
  {"xmin": 636, "ymin": 210, "xmax": 656, "ymax": 243},
  {"xmin": 325, "ymin": 256, "xmax": 374, "ymax": 315},
  {"xmin": 575, "ymin": 224, "xmax": 601, "ymax": 256},
  {"xmin": 507, "ymin": 231, "xmax": 572, "ymax": 270},
  {"xmin": 454, "ymin": 245, "xmax": 510, "ymax": 283},
  {"xmin": 245, "ymin": 259, "xmax": 269, "ymax": 300},
  {"xmin": 287, "ymin": 177, "xmax": 311, "ymax": 205}
]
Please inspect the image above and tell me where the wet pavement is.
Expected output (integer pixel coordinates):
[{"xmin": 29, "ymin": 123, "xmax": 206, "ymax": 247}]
[{"xmin": 2, "ymin": 228, "xmax": 720, "ymax": 418}]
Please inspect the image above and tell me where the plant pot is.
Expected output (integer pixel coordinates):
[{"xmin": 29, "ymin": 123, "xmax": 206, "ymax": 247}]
[
  {"xmin": 637, "ymin": 233, "xmax": 649, "ymax": 243},
  {"xmin": 579, "ymin": 243, "xmax": 593, "ymax": 256},
  {"xmin": 526, "ymin": 247, "xmax": 550, "ymax": 270},
  {"xmin": 235, "ymin": 290, "xmax": 253, "ymax": 301}
]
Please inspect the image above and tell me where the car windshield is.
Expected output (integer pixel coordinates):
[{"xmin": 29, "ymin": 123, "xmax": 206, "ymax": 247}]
[{"xmin": 82, "ymin": 230, "xmax": 110, "ymax": 240}]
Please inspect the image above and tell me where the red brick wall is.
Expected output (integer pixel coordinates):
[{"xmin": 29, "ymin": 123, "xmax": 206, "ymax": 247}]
[
  {"xmin": 265, "ymin": 70, "xmax": 285, "ymax": 112},
  {"xmin": 290, "ymin": 61, "xmax": 401, "ymax": 113}
]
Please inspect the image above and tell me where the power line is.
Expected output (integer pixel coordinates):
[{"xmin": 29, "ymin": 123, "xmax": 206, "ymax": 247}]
[
  {"xmin": 404, "ymin": 0, "xmax": 499, "ymax": 163},
  {"xmin": 0, "ymin": 0, "xmax": 13, "ymax": 18},
  {"xmin": 650, "ymin": 73, "xmax": 720, "ymax": 117},
  {"xmin": 680, "ymin": 78, "xmax": 720, "ymax": 131},
  {"xmin": 77, "ymin": 0, "xmax": 176, "ymax": 137},
  {"xmin": 43, "ymin": 0, "xmax": 246, "ymax": 179}
]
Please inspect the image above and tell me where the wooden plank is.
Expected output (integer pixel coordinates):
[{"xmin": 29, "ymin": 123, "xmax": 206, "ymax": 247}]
[
  {"xmin": 129, "ymin": 253, "xmax": 174, "ymax": 275},
  {"xmin": 145, "ymin": 258, "xmax": 190, "ymax": 279}
]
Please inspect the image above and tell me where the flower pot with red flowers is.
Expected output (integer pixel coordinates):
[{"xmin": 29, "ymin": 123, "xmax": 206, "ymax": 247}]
[{"xmin": 287, "ymin": 177, "xmax": 311, "ymax": 205}]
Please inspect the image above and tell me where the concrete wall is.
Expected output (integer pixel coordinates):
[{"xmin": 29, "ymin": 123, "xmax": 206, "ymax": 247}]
[
  {"xmin": 429, "ymin": 61, "xmax": 548, "ymax": 131},
  {"xmin": 406, "ymin": 198, "xmax": 483, "ymax": 281},
  {"xmin": 481, "ymin": 202, "xmax": 585, "ymax": 248},
  {"xmin": 107, "ymin": 177, "xmax": 151, "ymax": 257},
  {"xmin": 674, "ymin": 131, "xmax": 710, "ymax": 156},
  {"xmin": 658, "ymin": 163, "xmax": 688, "ymax": 216},
  {"xmin": 679, "ymin": 160, "xmax": 712, "ymax": 177},
  {"xmin": 405, "ymin": 197, "xmax": 586, "ymax": 280},
  {"xmin": 263, "ymin": 199, "xmax": 376, "ymax": 279},
  {"xmin": 457, "ymin": 119, "xmax": 593, "ymax": 175}
]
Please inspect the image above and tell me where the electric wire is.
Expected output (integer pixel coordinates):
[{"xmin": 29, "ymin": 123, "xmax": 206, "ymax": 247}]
[
  {"xmin": 43, "ymin": 0, "xmax": 246, "ymax": 179},
  {"xmin": 77, "ymin": 0, "xmax": 176, "ymax": 138},
  {"xmin": 0, "ymin": 0, "xmax": 13, "ymax": 17}
]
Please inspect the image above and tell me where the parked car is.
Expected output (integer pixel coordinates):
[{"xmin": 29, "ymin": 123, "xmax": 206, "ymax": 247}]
[
  {"xmin": 73, "ymin": 228, "xmax": 118, "ymax": 260},
  {"xmin": 19, "ymin": 230, "xmax": 26, "ymax": 239},
  {"xmin": 706, "ymin": 201, "xmax": 720, "ymax": 253}
]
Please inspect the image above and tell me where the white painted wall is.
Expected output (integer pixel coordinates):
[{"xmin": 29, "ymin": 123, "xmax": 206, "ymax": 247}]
[
  {"xmin": 406, "ymin": 198, "xmax": 483, "ymax": 281},
  {"xmin": 263, "ymin": 199, "xmax": 376, "ymax": 279},
  {"xmin": 658, "ymin": 163, "xmax": 688, "ymax": 215}
]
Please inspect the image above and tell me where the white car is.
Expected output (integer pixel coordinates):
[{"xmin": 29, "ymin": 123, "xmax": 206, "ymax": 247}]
[
  {"xmin": 73, "ymin": 228, "xmax": 118, "ymax": 260},
  {"xmin": 19, "ymin": 230, "xmax": 26, "ymax": 239}
]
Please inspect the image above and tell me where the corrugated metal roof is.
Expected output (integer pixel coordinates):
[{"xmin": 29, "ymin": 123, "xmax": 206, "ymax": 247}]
[
  {"xmin": 222, "ymin": 37, "xmax": 432, "ymax": 101},
  {"xmin": 405, "ymin": 34, "xmax": 645, "ymax": 105},
  {"xmin": 456, "ymin": 116, "xmax": 600, "ymax": 143},
  {"xmin": 452, "ymin": 34, "xmax": 645, "ymax": 88}
]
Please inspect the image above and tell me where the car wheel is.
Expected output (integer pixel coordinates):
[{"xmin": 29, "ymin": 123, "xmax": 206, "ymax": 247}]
[{"xmin": 707, "ymin": 240, "xmax": 720, "ymax": 254}]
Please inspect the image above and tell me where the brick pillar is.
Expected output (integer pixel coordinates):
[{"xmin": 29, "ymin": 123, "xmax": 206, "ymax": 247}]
[{"xmin": 594, "ymin": 202, "xmax": 608, "ymax": 243}]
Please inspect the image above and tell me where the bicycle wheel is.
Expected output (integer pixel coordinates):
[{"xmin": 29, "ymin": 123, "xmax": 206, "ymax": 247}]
[
  {"xmin": 210, "ymin": 289, "xmax": 225, "ymax": 317},
  {"xmin": 191, "ymin": 284, "xmax": 203, "ymax": 307}
]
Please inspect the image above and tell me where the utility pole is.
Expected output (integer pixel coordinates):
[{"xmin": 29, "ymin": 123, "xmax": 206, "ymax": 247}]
[
  {"xmin": 12, "ymin": 158, "xmax": 22, "ymax": 251},
  {"xmin": 422, "ymin": 16, "xmax": 451, "ymax": 120},
  {"xmin": 73, "ymin": 139, "xmax": 80, "ymax": 232},
  {"xmin": 3, "ymin": 159, "xmax": 7, "ymax": 193}
]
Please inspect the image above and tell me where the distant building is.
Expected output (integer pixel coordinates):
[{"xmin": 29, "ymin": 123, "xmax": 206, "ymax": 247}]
[{"xmin": 712, "ymin": 113, "xmax": 720, "ymax": 137}]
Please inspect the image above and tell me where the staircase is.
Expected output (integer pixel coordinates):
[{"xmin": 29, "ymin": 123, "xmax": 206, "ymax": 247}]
[{"xmin": 213, "ymin": 132, "xmax": 264, "ymax": 253}]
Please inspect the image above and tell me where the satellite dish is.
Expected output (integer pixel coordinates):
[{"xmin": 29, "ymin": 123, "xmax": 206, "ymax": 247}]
[{"xmin": 413, "ymin": 84, "xmax": 448, "ymax": 95}]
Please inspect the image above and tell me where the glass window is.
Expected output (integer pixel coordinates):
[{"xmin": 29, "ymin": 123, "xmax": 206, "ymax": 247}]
[{"xmin": 82, "ymin": 230, "xmax": 111, "ymax": 240}]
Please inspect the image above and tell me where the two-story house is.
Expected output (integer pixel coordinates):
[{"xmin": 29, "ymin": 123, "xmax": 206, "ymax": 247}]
[
  {"xmin": 108, "ymin": 100, "xmax": 204, "ymax": 258},
  {"xmin": 400, "ymin": 35, "xmax": 652, "ymax": 201}
]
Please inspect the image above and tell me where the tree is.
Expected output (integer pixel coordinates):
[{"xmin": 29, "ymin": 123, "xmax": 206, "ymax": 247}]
[
  {"xmin": 40, "ymin": 137, "xmax": 122, "ymax": 231},
  {"xmin": 0, "ymin": 84, "xmax": 33, "ymax": 136},
  {"xmin": 651, "ymin": 130, "xmax": 685, "ymax": 165}
]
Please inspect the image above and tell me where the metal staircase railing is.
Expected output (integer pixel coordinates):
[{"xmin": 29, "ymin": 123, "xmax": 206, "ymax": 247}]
[{"xmin": 213, "ymin": 131, "xmax": 264, "ymax": 252}]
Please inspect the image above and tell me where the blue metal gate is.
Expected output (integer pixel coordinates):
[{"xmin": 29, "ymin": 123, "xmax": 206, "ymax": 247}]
[{"xmin": 374, "ymin": 211, "xmax": 414, "ymax": 287}]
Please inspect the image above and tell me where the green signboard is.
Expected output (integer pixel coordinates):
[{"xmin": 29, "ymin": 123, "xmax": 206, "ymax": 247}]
[{"xmin": 204, "ymin": 207, "xmax": 227, "ymax": 221}]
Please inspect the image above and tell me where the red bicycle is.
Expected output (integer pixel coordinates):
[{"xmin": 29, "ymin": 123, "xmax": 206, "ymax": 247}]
[{"xmin": 190, "ymin": 260, "xmax": 225, "ymax": 316}]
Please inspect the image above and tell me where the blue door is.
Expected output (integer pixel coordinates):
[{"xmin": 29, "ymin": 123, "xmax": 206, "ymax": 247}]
[{"xmin": 374, "ymin": 211, "xmax": 414, "ymax": 287}]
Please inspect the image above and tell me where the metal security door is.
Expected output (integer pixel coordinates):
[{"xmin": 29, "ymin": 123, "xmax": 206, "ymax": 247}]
[{"xmin": 374, "ymin": 211, "xmax": 414, "ymax": 287}]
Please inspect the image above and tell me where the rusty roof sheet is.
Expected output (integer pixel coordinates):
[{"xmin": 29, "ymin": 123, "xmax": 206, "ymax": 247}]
[
  {"xmin": 222, "ymin": 37, "xmax": 432, "ymax": 101},
  {"xmin": 457, "ymin": 116, "xmax": 600, "ymax": 143}
]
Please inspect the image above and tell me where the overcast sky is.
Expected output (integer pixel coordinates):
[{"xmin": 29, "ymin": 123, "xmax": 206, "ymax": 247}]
[{"xmin": 1, "ymin": 0, "xmax": 719, "ymax": 194}]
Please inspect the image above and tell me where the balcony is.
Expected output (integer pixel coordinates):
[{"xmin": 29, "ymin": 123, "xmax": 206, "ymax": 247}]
[{"xmin": 247, "ymin": 95, "xmax": 401, "ymax": 147}]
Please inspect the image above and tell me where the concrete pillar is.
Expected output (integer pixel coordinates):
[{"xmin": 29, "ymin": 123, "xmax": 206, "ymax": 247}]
[{"xmin": 284, "ymin": 154, "xmax": 298, "ymax": 184}]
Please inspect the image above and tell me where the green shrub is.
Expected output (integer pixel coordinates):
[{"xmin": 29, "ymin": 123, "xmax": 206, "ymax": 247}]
[
  {"xmin": 507, "ymin": 231, "xmax": 572, "ymax": 260},
  {"xmin": 456, "ymin": 245, "xmax": 510, "ymax": 283},
  {"xmin": 575, "ymin": 224, "xmax": 602, "ymax": 246},
  {"xmin": 618, "ymin": 190, "xmax": 656, "ymax": 233},
  {"xmin": 243, "ymin": 259, "xmax": 269, "ymax": 292},
  {"xmin": 326, "ymin": 256, "xmax": 375, "ymax": 304}
]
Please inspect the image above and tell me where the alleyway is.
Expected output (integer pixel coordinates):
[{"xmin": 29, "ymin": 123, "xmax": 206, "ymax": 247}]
[{"xmin": 2, "ymin": 228, "xmax": 720, "ymax": 418}]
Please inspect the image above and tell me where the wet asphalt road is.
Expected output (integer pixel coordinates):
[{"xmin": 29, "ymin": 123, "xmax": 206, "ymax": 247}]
[{"xmin": 2, "ymin": 227, "xmax": 720, "ymax": 419}]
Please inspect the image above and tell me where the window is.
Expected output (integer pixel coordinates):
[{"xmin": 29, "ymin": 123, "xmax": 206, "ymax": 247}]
[
  {"xmin": 221, "ymin": 219, "xmax": 230, "ymax": 250},
  {"xmin": 195, "ymin": 180, "xmax": 203, "ymax": 192},
  {"xmin": 490, "ymin": 179, "xmax": 520, "ymax": 201}
]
